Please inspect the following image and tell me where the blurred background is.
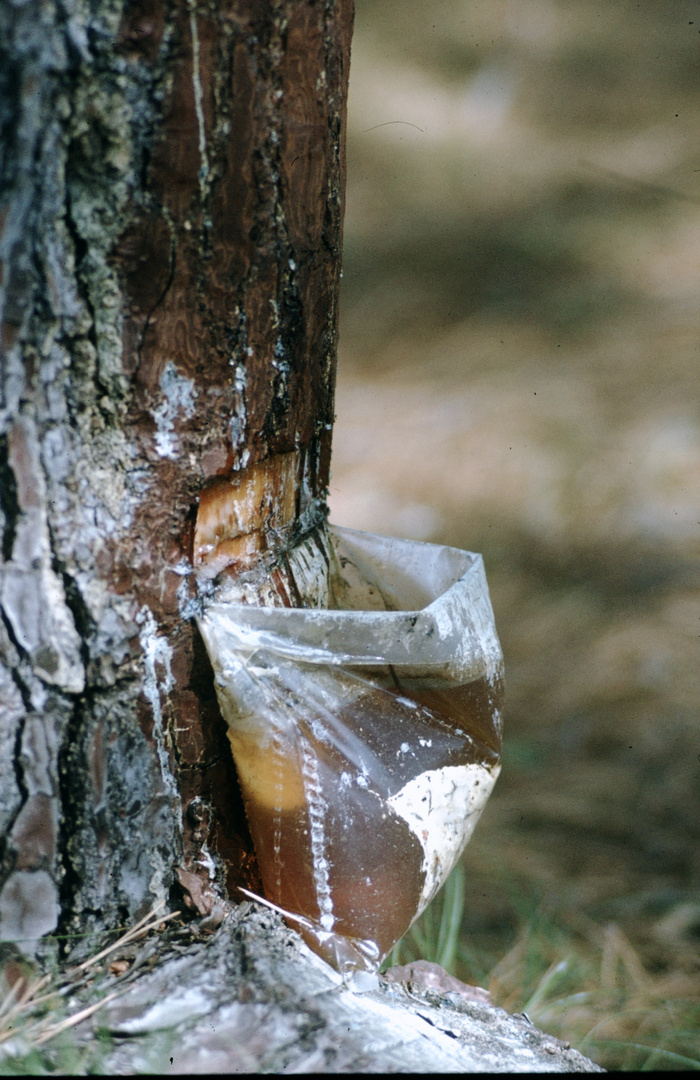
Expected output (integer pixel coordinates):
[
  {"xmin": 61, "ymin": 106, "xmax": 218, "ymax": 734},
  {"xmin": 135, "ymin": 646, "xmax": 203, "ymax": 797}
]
[{"xmin": 328, "ymin": 0, "xmax": 700, "ymax": 1068}]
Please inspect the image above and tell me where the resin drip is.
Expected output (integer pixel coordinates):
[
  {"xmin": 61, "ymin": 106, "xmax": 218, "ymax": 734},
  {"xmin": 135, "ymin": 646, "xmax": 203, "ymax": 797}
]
[{"xmin": 299, "ymin": 734, "xmax": 335, "ymax": 933}]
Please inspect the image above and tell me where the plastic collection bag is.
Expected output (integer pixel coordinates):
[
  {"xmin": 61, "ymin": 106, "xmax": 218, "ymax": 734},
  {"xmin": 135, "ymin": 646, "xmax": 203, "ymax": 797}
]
[{"xmin": 197, "ymin": 525, "xmax": 504, "ymax": 976}]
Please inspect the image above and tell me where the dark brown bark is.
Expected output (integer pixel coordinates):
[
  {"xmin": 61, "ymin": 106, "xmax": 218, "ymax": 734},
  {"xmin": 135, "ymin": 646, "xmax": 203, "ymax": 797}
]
[{"xmin": 0, "ymin": 0, "xmax": 353, "ymax": 955}]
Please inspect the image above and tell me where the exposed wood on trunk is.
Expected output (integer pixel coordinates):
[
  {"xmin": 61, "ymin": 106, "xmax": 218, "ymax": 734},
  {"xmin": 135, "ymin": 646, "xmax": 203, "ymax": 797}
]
[{"xmin": 0, "ymin": 0, "xmax": 352, "ymax": 949}]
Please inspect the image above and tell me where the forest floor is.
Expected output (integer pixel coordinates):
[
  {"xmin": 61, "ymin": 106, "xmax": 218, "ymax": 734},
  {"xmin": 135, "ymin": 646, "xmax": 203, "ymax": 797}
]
[{"xmin": 329, "ymin": 0, "xmax": 700, "ymax": 1070}]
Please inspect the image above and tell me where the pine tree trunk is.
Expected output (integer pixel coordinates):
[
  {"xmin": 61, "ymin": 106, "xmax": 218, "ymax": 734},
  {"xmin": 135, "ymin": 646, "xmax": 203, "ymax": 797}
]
[
  {"xmin": 0, "ymin": 6, "xmax": 608, "ymax": 1070},
  {"xmin": 0, "ymin": 0, "xmax": 352, "ymax": 954}
]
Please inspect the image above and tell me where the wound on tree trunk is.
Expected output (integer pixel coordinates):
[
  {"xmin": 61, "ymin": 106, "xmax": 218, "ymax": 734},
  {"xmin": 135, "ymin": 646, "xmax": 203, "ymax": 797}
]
[{"xmin": 0, "ymin": 0, "xmax": 353, "ymax": 954}]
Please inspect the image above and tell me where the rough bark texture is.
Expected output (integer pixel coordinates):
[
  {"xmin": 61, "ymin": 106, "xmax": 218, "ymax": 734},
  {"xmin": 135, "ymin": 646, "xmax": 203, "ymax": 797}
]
[
  {"xmin": 0, "ymin": 906, "xmax": 604, "ymax": 1073},
  {"xmin": 0, "ymin": 0, "xmax": 351, "ymax": 952},
  {"xmin": 102, "ymin": 909, "xmax": 603, "ymax": 1074}
]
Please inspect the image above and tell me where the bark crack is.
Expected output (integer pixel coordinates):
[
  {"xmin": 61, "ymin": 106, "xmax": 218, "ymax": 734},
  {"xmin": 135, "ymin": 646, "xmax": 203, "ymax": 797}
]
[
  {"xmin": 0, "ymin": 433, "xmax": 20, "ymax": 562},
  {"xmin": 0, "ymin": 610, "xmax": 34, "ymax": 712},
  {"xmin": 55, "ymin": 694, "xmax": 90, "ymax": 955},
  {"xmin": 0, "ymin": 710, "xmax": 29, "ymax": 875},
  {"xmin": 62, "ymin": 184, "xmax": 104, "ymax": 403}
]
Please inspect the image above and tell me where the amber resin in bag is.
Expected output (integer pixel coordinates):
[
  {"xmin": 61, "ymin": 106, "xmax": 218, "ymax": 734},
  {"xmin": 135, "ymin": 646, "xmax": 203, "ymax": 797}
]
[{"xmin": 198, "ymin": 525, "xmax": 504, "ymax": 975}]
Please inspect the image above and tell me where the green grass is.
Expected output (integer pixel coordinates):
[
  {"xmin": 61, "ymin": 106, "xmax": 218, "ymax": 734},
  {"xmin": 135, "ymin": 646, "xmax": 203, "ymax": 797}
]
[
  {"xmin": 384, "ymin": 862, "xmax": 700, "ymax": 1072},
  {"xmin": 384, "ymin": 861, "xmax": 468, "ymax": 974},
  {"xmin": 381, "ymin": 860, "xmax": 513, "ymax": 979}
]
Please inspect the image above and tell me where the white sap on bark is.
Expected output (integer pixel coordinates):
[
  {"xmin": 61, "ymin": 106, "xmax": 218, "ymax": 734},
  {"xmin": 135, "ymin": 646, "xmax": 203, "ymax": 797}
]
[
  {"xmin": 137, "ymin": 606, "xmax": 181, "ymax": 809},
  {"xmin": 150, "ymin": 362, "xmax": 197, "ymax": 461}
]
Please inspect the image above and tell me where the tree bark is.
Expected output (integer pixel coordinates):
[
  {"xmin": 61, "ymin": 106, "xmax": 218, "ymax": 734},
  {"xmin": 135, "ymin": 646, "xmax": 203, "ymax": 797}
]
[
  {"xmin": 28, "ymin": 905, "xmax": 603, "ymax": 1074},
  {"xmin": 0, "ymin": 0, "xmax": 352, "ymax": 954}
]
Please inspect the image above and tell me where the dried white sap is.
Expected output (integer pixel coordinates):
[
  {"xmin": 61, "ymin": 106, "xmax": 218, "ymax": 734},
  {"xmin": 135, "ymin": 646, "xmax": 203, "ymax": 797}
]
[{"xmin": 197, "ymin": 525, "xmax": 504, "ymax": 974}]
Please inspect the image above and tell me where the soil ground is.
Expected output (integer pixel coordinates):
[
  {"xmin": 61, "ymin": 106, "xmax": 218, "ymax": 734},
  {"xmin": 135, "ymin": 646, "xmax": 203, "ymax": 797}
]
[{"xmin": 329, "ymin": 1, "xmax": 700, "ymax": 1068}]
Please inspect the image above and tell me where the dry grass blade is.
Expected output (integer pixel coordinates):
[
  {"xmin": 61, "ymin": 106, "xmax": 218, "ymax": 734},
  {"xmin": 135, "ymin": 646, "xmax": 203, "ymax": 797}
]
[
  {"xmin": 31, "ymin": 990, "xmax": 120, "ymax": 1046},
  {"xmin": 69, "ymin": 899, "xmax": 170, "ymax": 975},
  {"xmin": 0, "ymin": 974, "xmax": 54, "ymax": 1045},
  {"xmin": 600, "ymin": 923, "xmax": 652, "ymax": 996},
  {"xmin": 0, "ymin": 903, "xmax": 183, "ymax": 1065},
  {"xmin": 0, "ymin": 980, "xmax": 23, "ymax": 1022},
  {"xmin": 522, "ymin": 958, "xmax": 570, "ymax": 1015}
]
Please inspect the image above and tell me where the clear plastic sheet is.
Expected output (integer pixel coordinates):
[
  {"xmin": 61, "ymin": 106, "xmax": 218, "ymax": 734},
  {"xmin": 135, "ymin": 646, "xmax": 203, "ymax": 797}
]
[{"xmin": 197, "ymin": 526, "xmax": 504, "ymax": 975}]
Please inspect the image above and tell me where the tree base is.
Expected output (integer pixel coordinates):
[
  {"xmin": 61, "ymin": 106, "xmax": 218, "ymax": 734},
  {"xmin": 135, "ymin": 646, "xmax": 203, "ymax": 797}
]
[{"xmin": 1, "ymin": 903, "xmax": 603, "ymax": 1073}]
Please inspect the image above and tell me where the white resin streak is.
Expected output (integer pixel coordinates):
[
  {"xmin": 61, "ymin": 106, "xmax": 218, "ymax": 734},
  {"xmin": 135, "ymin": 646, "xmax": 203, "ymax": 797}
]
[
  {"xmin": 388, "ymin": 763, "xmax": 500, "ymax": 914},
  {"xmin": 299, "ymin": 736, "xmax": 335, "ymax": 932}
]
